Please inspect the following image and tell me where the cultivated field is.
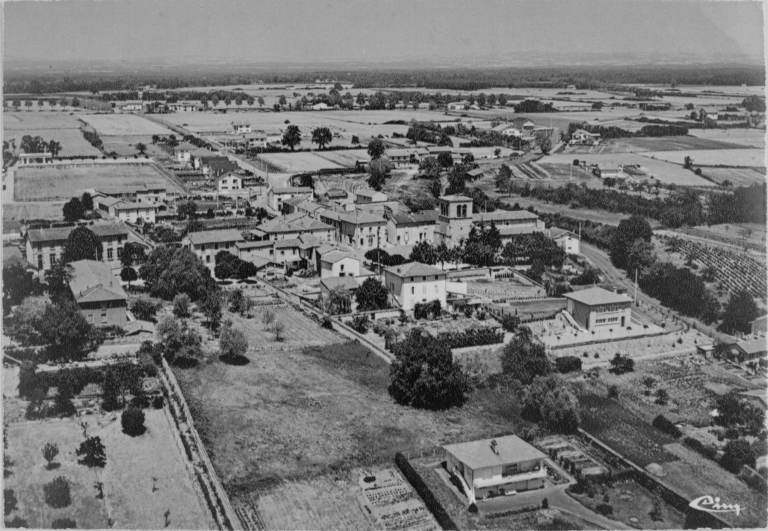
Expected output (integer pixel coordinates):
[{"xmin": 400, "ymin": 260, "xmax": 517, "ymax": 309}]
[
  {"xmin": 80, "ymin": 114, "xmax": 175, "ymax": 136},
  {"xmin": 688, "ymin": 128, "xmax": 766, "ymax": 149},
  {"xmin": 14, "ymin": 162, "xmax": 184, "ymax": 201},
  {"xmin": 4, "ymin": 112, "xmax": 87, "ymax": 131},
  {"xmin": 2, "ymin": 202, "xmax": 66, "ymax": 221},
  {"xmin": 642, "ymin": 148, "xmax": 765, "ymax": 167},
  {"xmin": 3, "ymin": 410, "xmax": 210, "ymax": 530},
  {"xmin": 3, "ymin": 113, "xmax": 103, "ymax": 157},
  {"xmin": 100, "ymin": 135, "xmax": 175, "ymax": 160},
  {"xmin": 539, "ymin": 153, "xmax": 716, "ymax": 186},
  {"xmin": 236, "ymin": 306, "xmax": 342, "ymax": 347},
  {"xmin": 614, "ymin": 136, "xmax": 752, "ymax": 152},
  {"xmin": 698, "ymin": 167, "xmax": 766, "ymax": 187}
]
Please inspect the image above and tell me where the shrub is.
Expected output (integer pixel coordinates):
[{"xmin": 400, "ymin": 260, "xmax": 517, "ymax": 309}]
[
  {"xmin": 555, "ymin": 356, "xmax": 582, "ymax": 373},
  {"xmin": 394, "ymin": 453, "xmax": 459, "ymax": 531},
  {"xmin": 682, "ymin": 436, "xmax": 717, "ymax": 460},
  {"xmin": 609, "ymin": 353, "xmax": 634, "ymax": 374},
  {"xmin": 172, "ymin": 293, "xmax": 191, "ymax": 318},
  {"xmin": 500, "ymin": 314, "xmax": 520, "ymax": 332},
  {"xmin": 4, "ymin": 489, "xmax": 17, "ymax": 516},
  {"xmin": 721, "ymin": 439, "xmax": 756, "ymax": 473},
  {"xmin": 121, "ymin": 407, "xmax": 146, "ymax": 437},
  {"xmin": 541, "ymin": 498, "xmax": 549, "ymax": 509},
  {"xmin": 468, "ymin": 503, "xmax": 478, "ymax": 513},
  {"xmin": 51, "ymin": 518, "xmax": 77, "ymax": 529},
  {"xmin": 153, "ymin": 395, "xmax": 164, "ymax": 409},
  {"xmin": 724, "ymin": 427, "xmax": 740, "ymax": 440},
  {"xmin": 414, "ymin": 300, "xmax": 442, "ymax": 320},
  {"xmin": 130, "ymin": 296, "xmax": 159, "ymax": 321},
  {"xmin": 43, "ymin": 476, "xmax": 71, "ymax": 508},
  {"xmin": 596, "ymin": 503, "xmax": 614, "ymax": 516},
  {"xmin": 76, "ymin": 436, "xmax": 106, "ymax": 468},
  {"xmin": 652, "ymin": 415, "xmax": 682, "ymax": 438},
  {"xmin": 5, "ymin": 516, "xmax": 28, "ymax": 528},
  {"xmin": 607, "ymin": 385, "xmax": 619, "ymax": 399},
  {"xmin": 42, "ymin": 442, "xmax": 60, "ymax": 469},
  {"xmin": 321, "ymin": 316, "xmax": 333, "ymax": 329},
  {"xmin": 351, "ymin": 314, "xmax": 370, "ymax": 334},
  {"xmin": 436, "ymin": 328, "xmax": 504, "ymax": 349}
]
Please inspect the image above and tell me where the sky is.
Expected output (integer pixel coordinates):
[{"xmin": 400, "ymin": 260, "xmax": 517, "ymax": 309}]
[{"xmin": 2, "ymin": 0, "xmax": 765, "ymax": 65}]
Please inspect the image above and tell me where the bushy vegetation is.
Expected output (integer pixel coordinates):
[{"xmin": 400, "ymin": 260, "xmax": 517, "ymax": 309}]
[
  {"xmin": 43, "ymin": 476, "xmax": 71, "ymax": 508},
  {"xmin": 436, "ymin": 328, "xmax": 504, "ymax": 349},
  {"xmin": 501, "ymin": 326, "xmax": 550, "ymax": 384},
  {"xmin": 389, "ymin": 329, "xmax": 469, "ymax": 410},
  {"xmin": 652, "ymin": 415, "xmax": 682, "ymax": 438},
  {"xmin": 522, "ymin": 375, "xmax": 580, "ymax": 433},
  {"xmin": 555, "ymin": 356, "xmax": 582, "ymax": 373}
]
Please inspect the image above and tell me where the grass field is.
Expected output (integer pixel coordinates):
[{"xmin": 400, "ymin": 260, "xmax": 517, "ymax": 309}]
[
  {"xmin": 642, "ymin": 149, "xmax": 764, "ymax": 168},
  {"xmin": 175, "ymin": 307, "xmax": 541, "ymax": 528},
  {"xmin": 4, "ymin": 128, "xmax": 103, "ymax": 158},
  {"xmin": 540, "ymin": 153, "xmax": 715, "ymax": 186},
  {"xmin": 4, "ymin": 112, "xmax": 87, "ymax": 130},
  {"xmin": 688, "ymin": 128, "xmax": 766, "ymax": 149},
  {"xmin": 101, "ymin": 135, "xmax": 175, "ymax": 160},
  {"xmin": 3, "ymin": 410, "xmax": 210, "ymax": 530},
  {"xmin": 698, "ymin": 167, "xmax": 766, "ymax": 187},
  {"xmin": 80, "ymin": 114, "xmax": 175, "ymax": 136},
  {"xmin": 14, "ymin": 162, "xmax": 183, "ymax": 201},
  {"xmin": 2, "ymin": 202, "xmax": 66, "ymax": 221}
]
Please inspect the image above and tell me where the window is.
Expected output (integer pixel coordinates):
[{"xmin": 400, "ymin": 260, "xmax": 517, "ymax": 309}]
[
  {"xmin": 107, "ymin": 248, "xmax": 113, "ymax": 260},
  {"xmin": 101, "ymin": 312, "xmax": 107, "ymax": 324},
  {"xmin": 117, "ymin": 247, "xmax": 123, "ymax": 258},
  {"xmin": 38, "ymin": 255, "xmax": 43, "ymax": 270},
  {"xmin": 411, "ymin": 287, "xmax": 415, "ymax": 295},
  {"xmin": 87, "ymin": 314, "xmax": 93, "ymax": 324},
  {"xmin": 423, "ymin": 276, "xmax": 426, "ymax": 281},
  {"xmin": 340, "ymin": 264, "xmax": 345, "ymax": 272},
  {"xmin": 206, "ymin": 255, "xmax": 211, "ymax": 263},
  {"xmin": 201, "ymin": 244, "xmax": 206, "ymax": 252},
  {"xmin": 397, "ymin": 236, "xmax": 401, "ymax": 243},
  {"xmin": 502, "ymin": 463, "xmax": 520, "ymax": 476},
  {"xmin": 360, "ymin": 238, "xmax": 364, "ymax": 246},
  {"xmin": 50, "ymin": 254, "xmax": 56, "ymax": 265},
  {"xmin": 215, "ymin": 243, "xmax": 219, "ymax": 250}
]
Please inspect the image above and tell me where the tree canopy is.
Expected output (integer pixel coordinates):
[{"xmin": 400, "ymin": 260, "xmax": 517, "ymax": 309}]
[
  {"xmin": 367, "ymin": 138, "xmax": 386, "ymax": 160},
  {"xmin": 355, "ymin": 278, "xmax": 390, "ymax": 312},
  {"xmin": 61, "ymin": 227, "xmax": 103, "ymax": 264},
  {"xmin": 311, "ymin": 127, "xmax": 332, "ymax": 149},
  {"xmin": 139, "ymin": 247, "xmax": 218, "ymax": 301},
  {"xmin": 281, "ymin": 125, "xmax": 301, "ymax": 151},
  {"xmin": 718, "ymin": 290, "xmax": 759, "ymax": 335},
  {"xmin": 501, "ymin": 327, "xmax": 550, "ymax": 384},
  {"xmin": 388, "ymin": 329, "xmax": 470, "ymax": 410}
]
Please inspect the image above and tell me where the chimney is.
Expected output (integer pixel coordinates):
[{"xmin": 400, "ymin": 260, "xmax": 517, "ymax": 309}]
[{"xmin": 490, "ymin": 439, "xmax": 498, "ymax": 455}]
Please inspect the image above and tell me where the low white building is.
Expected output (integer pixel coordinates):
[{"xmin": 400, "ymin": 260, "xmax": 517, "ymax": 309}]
[
  {"xmin": 112, "ymin": 201, "xmax": 158, "ymax": 224},
  {"xmin": 175, "ymin": 142, "xmax": 197, "ymax": 164},
  {"xmin": 570, "ymin": 129, "xmax": 601, "ymax": 146},
  {"xmin": 383, "ymin": 262, "xmax": 447, "ymax": 312},
  {"xmin": 319, "ymin": 249, "xmax": 361, "ymax": 278},
  {"xmin": 448, "ymin": 101, "xmax": 470, "ymax": 111},
  {"xmin": 550, "ymin": 227, "xmax": 580, "ymax": 255},
  {"xmin": 217, "ymin": 172, "xmax": 243, "ymax": 194},
  {"xmin": 232, "ymin": 121, "xmax": 251, "ymax": 134},
  {"xmin": 564, "ymin": 287, "xmax": 633, "ymax": 331},
  {"xmin": 181, "ymin": 229, "xmax": 245, "ymax": 268},
  {"xmin": 268, "ymin": 186, "xmax": 314, "ymax": 211}
]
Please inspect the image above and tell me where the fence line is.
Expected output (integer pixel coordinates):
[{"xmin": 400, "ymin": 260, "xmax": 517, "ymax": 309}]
[{"xmin": 158, "ymin": 358, "xmax": 245, "ymax": 530}]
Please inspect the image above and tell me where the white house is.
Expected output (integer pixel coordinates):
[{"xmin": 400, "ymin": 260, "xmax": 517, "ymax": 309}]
[
  {"xmin": 387, "ymin": 211, "xmax": 439, "ymax": 246},
  {"xmin": 444, "ymin": 435, "xmax": 547, "ymax": 501},
  {"xmin": 550, "ymin": 227, "xmax": 580, "ymax": 255},
  {"xmin": 318, "ymin": 249, "xmax": 361, "ymax": 278},
  {"xmin": 217, "ymin": 172, "xmax": 243, "ymax": 194},
  {"xmin": 312, "ymin": 102, "xmax": 331, "ymax": 111},
  {"xmin": 268, "ymin": 186, "xmax": 314, "ymax": 211},
  {"xmin": 570, "ymin": 129, "xmax": 601, "ymax": 146},
  {"xmin": 448, "ymin": 101, "xmax": 470, "ymax": 111},
  {"xmin": 564, "ymin": 287, "xmax": 633, "ymax": 331},
  {"xmin": 112, "ymin": 201, "xmax": 158, "ymax": 224},
  {"xmin": 167, "ymin": 101, "xmax": 203, "ymax": 112},
  {"xmin": 181, "ymin": 229, "xmax": 245, "ymax": 268},
  {"xmin": 175, "ymin": 142, "xmax": 197, "ymax": 164},
  {"xmin": 354, "ymin": 189, "xmax": 388, "ymax": 204},
  {"xmin": 232, "ymin": 121, "xmax": 251, "ymax": 134},
  {"xmin": 592, "ymin": 164, "xmax": 626, "ymax": 179},
  {"xmin": 383, "ymin": 262, "xmax": 447, "ymax": 312}
]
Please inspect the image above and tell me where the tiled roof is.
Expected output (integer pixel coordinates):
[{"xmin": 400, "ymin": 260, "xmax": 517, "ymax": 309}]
[
  {"xmin": 564, "ymin": 287, "xmax": 631, "ymax": 306},
  {"xmin": 473, "ymin": 210, "xmax": 539, "ymax": 223},
  {"xmin": 355, "ymin": 189, "xmax": 386, "ymax": 199},
  {"xmin": 320, "ymin": 276, "xmax": 359, "ymax": 292},
  {"xmin": 550, "ymin": 227, "xmax": 577, "ymax": 239},
  {"xmin": 68, "ymin": 260, "xmax": 127, "ymax": 303},
  {"xmin": 390, "ymin": 211, "xmax": 440, "ymax": 226},
  {"xmin": 184, "ymin": 229, "xmax": 244, "ymax": 245},
  {"xmin": 321, "ymin": 250, "xmax": 352, "ymax": 263},
  {"xmin": 384, "ymin": 261, "xmax": 445, "ymax": 278},
  {"xmin": 26, "ymin": 222, "xmax": 128, "ymax": 243},
  {"xmin": 735, "ymin": 338, "xmax": 767, "ymax": 356},
  {"xmin": 271, "ymin": 186, "xmax": 313, "ymax": 194},
  {"xmin": 440, "ymin": 195, "xmax": 472, "ymax": 203},
  {"xmin": 444, "ymin": 435, "xmax": 546, "ymax": 470},
  {"xmin": 113, "ymin": 202, "xmax": 157, "ymax": 211}
]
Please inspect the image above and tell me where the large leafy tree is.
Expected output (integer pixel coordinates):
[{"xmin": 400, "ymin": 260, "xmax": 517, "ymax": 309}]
[
  {"xmin": 177, "ymin": 200, "xmax": 197, "ymax": 220},
  {"xmin": 62, "ymin": 198, "xmax": 85, "ymax": 223},
  {"xmin": 311, "ymin": 127, "xmax": 332, "ymax": 150},
  {"xmin": 522, "ymin": 375, "xmax": 580, "ymax": 433},
  {"xmin": 718, "ymin": 290, "xmax": 759, "ymax": 335},
  {"xmin": 367, "ymin": 138, "xmax": 386, "ymax": 160},
  {"xmin": 721, "ymin": 439, "xmax": 756, "ymax": 473},
  {"xmin": 501, "ymin": 326, "xmax": 551, "ymax": 384},
  {"xmin": 120, "ymin": 242, "xmax": 147, "ymax": 267},
  {"xmin": 281, "ymin": 125, "xmax": 302, "ymax": 151},
  {"xmin": 609, "ymin": 215, "xmax": 653, "ymax": 270},
  {"xmin": 139, "ymin": 247, "xmax": 218, "ymax": 302},
  {"xmin": 157, "ymin": 317, "xmax": 203, "ymax": 365},
  {"xmin": 388, "ymin": 328, "xmax": 470, "ymax": 410},
  {"xmin": 3, "ymin": 263, "xmax": 43, "ymax": 310},
  {"xmin": 38, "ymin": 300, "xmax": 100, "ymax": 360},
  {"xmin": 367, "ymin": 158, "xmax": 392, "ymax": 191},
  {"xmin": 355, "ymin": 278, "xmax": 389, "ymax": 312},
  {"xmin": 61, "ymin": 227, "xmax": 103, "ymax": 264},
  {"xmin": 219, "ymin": 323, "xmax": 249, "ymax": 361},
  {"xmin": 409, "ymin": 241, "xmax": 438, "ymax": 265},
  {"xmin": 80, "ymin": 192, "xmax": 93, "ymax": 211},
  {"xmin": 418, "ymin": 156, "xmax": 440, "ymax": 179}
]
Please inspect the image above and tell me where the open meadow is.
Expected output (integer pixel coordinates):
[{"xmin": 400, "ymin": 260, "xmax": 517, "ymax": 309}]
[
  {"xmin": 3, "ymin": 409, "xmax": 211, "ymax": 530},
  {"xmin": 539, "ymin": 152, "xmax": 716, "ymax": 186},
  {"xmin": 79, "ymin": 114, "xmax": 175, "ymax": 136},
  {"xmin": 688, "ymin": 128, "xmax": 766, "ymax": 149},
  {"xmin": 175, "ymin": 307, "xmax": 542, "ymax": 529},
  {"xmin": 14, "ymin": 162, "xmax": 184, "ymax": 201},
  {"xmin": 257, "ymin": 150, "xmax": 368, "ymax": 173},
  {"xmin": 3, "ymin": 112, "xmax": 103, "ymax": 157},
  {"xmin": 641, "ymin": 148, "xmax": 764, "ymax": 168}
]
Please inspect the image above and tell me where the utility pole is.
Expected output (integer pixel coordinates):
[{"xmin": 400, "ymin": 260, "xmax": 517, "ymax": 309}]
[{"xmin": 634, "ymin": 268, "xmax": 638, "ymax": 305}]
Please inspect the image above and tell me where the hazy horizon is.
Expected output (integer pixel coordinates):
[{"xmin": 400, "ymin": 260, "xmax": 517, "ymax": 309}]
[{"xmin": 3, "ymin": 0, "xmax": 765, "ymax": 67}]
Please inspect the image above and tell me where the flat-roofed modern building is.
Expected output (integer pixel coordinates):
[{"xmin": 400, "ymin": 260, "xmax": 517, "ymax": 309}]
[
  {"xmin": 444, "ymin": 435, "xmax": 547, "ymax": 500},
  {"xmin": 564, "ymin": 286, "xmax": 633, "ymax": 331}
]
